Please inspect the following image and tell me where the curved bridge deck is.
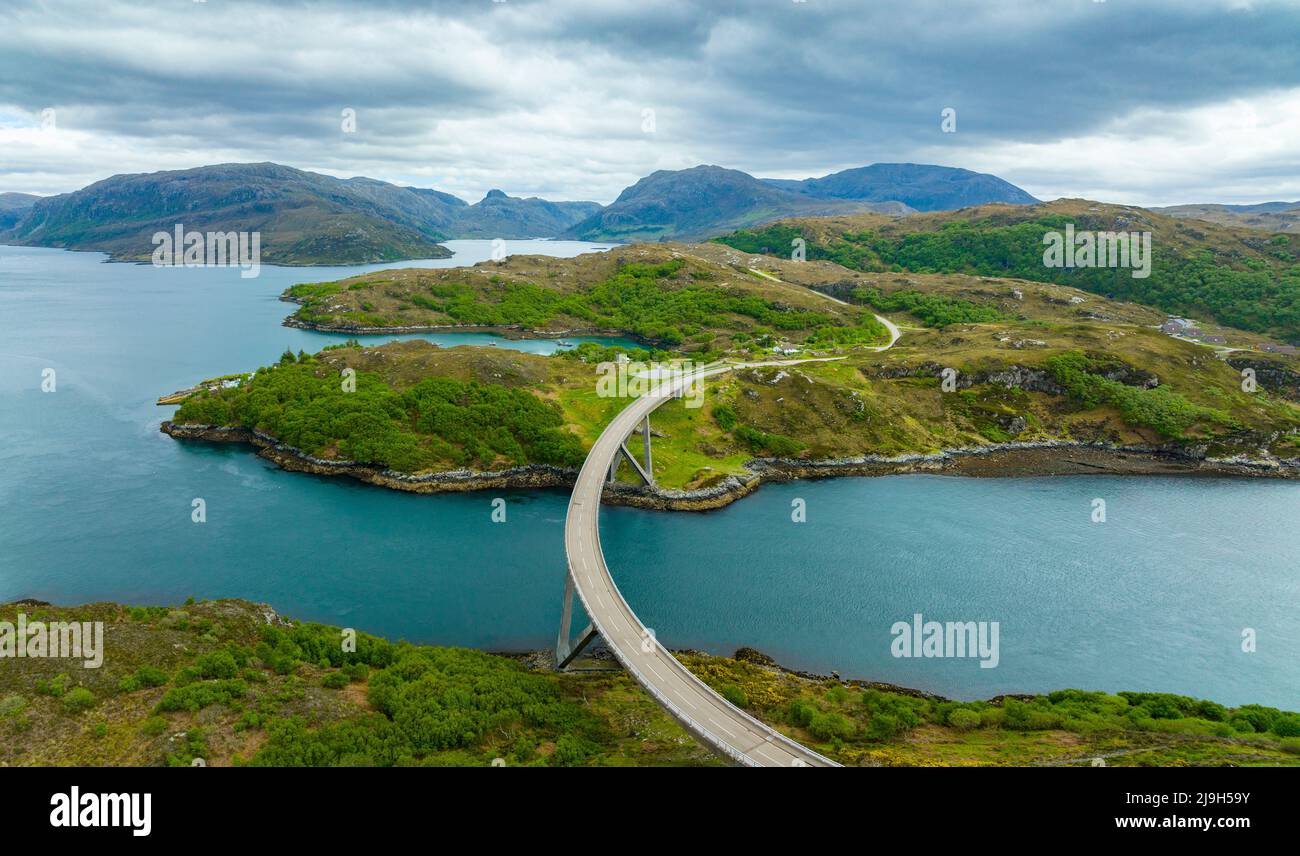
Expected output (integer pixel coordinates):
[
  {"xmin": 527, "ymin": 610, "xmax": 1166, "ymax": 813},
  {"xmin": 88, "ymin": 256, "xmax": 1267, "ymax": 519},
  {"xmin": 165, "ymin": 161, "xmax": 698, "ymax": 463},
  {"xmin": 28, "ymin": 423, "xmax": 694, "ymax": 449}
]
[{"xmin": 561, "ymin": 363, "xmax": 839, "ymax": 767}]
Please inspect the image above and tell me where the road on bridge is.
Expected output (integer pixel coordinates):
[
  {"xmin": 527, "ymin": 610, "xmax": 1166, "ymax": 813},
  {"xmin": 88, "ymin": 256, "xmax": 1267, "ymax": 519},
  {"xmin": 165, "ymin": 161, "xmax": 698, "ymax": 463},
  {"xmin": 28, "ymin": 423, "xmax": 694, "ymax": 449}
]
[{"xmin": 562, "ymin": 360, "xmax": 841, "ymax": 767}]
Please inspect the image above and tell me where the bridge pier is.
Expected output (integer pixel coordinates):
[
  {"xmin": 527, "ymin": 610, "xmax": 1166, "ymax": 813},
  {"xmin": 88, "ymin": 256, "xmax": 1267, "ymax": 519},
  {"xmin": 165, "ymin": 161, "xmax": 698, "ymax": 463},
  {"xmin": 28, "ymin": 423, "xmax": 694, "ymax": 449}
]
[
  {"xmin": 605, "ymin": 414, "xmax": 655, "ymax": 487},
  {"xmin": 641, "ymin": 414, "xmax": 653, "ymax": 482},
  {"xmin": 563, "ymin": 414, "xmax": 657, "ymax": 668},
  {"xmin": 555, "ymin": 573, "xmax": 600, "ymax": 669}
]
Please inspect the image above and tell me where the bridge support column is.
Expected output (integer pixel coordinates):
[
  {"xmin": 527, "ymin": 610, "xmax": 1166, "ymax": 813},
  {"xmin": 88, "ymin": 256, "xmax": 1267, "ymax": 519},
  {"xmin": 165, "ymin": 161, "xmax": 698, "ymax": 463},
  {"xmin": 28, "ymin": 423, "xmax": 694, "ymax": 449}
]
[
  {"xmin": 641, "ymin": 415, "xmax": 653, "ymax": 485},
  {"xmin": 555, "ymin": 572, "xmax": 600, "ymax": 670},
  {"xmin": 606, "ymin": 416, "xmax": 655, "ymax": 487}
]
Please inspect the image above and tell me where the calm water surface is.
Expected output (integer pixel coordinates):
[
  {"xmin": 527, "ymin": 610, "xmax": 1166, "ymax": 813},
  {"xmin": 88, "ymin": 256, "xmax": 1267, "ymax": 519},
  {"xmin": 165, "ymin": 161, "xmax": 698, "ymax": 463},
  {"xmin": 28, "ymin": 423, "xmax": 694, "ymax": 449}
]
[{"xmin": 1, "ymin": 244, "xmax": 1296, "ymax": 706}]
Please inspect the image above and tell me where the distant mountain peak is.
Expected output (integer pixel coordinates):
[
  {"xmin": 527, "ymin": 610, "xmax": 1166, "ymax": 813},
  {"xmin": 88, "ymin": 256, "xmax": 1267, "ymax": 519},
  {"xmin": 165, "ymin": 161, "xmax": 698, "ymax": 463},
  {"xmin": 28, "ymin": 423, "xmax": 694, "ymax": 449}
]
[
  {"xmin": 761, "ymin": 162, "xmax": 1038, "ymax": 212},
  {"xmin": 564, "ymin": 164, "xmax": 909, "ymax": 243}
]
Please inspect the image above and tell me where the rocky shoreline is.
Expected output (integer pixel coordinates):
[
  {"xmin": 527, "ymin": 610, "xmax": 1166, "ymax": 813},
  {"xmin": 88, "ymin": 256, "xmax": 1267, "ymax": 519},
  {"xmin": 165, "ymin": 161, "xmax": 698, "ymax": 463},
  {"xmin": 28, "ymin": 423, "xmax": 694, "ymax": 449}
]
[{"xmin": 160, "ymin": 421, "xmax": 1300, "ymax": 511}]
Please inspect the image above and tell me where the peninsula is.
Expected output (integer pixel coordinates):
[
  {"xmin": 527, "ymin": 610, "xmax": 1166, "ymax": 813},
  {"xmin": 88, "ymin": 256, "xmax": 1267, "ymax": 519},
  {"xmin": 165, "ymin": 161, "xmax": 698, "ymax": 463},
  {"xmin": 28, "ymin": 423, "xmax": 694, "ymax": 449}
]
[{"xmin": 160, "ymin": 239, "xmax": 1300, "ymax": 508}]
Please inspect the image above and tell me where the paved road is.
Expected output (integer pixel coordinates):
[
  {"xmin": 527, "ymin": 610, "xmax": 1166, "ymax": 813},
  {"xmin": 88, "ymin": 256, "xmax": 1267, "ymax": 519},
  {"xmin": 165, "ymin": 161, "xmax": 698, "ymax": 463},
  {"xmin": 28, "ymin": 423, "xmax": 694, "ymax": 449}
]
[
  {"xmin": 563, "ymin": 361, "xmax": 839, "ymax": 767},
  {"xmin": 746, "ymin": 265, "xmax": 900, "ymax": 351}
]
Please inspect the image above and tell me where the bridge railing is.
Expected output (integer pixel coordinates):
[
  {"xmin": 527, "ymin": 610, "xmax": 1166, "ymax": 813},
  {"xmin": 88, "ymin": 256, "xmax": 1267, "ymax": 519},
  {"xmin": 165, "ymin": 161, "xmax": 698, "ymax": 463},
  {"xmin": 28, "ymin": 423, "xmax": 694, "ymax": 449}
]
[{"xmin": 564, "ymin": 362, "xmax": 838, "ymax": 766}]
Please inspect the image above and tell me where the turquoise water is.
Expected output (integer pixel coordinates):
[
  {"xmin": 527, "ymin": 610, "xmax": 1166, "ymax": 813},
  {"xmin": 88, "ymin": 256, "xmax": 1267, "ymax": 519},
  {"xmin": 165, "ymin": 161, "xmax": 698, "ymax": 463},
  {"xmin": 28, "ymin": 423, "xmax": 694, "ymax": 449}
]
[{"xmin": 1, "ymin": 244, "xmax": 1297, "ymax": 707}]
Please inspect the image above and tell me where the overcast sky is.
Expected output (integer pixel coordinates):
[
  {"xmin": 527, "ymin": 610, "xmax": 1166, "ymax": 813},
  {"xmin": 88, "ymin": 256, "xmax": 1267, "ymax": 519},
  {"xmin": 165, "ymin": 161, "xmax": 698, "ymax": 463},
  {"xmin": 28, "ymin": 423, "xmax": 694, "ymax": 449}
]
[{"xmin": 1, "ymin": 0, "xmax": 1298, "ymax": 206}]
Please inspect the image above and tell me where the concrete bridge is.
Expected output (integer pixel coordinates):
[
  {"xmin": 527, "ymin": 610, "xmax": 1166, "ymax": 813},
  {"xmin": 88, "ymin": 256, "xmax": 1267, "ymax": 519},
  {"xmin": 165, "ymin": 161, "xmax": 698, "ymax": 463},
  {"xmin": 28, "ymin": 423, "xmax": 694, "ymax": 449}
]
[{"xmin": 556, "ymin": 361, "xmax": 840, "ymax": 767}]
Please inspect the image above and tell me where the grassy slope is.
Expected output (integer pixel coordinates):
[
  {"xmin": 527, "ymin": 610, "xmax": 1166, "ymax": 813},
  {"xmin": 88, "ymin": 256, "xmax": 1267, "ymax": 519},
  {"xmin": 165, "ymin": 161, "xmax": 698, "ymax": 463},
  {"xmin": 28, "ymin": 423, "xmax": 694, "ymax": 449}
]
[
  {"xmin": 281, "ymin": 243, "xmax": 889, "ymax": 351},
  {"xmin": 3, "ymin": 599, "xmax": 1295, "ymax": 767},
  {"xmin": 172, "ymin": 242, "xmax": 1300, "ymax": 488},
  {"xmin": 716, "ymin": 199, "xmax": 1300, "ymax": 343}
]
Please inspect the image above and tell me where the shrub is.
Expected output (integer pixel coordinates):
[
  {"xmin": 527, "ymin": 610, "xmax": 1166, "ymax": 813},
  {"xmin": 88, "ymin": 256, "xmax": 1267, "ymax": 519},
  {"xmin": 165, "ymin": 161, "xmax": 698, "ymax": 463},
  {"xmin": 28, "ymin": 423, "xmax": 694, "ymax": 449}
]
[
  {"xmin": 250, "ymin": 647, "xmax": 608, "ymax": 767},
  {"xmin": 61, "ymin": 687, "xmax": 96, "ymax": 714},
  {"xmin": 36, "ymin": 673, "xmax": 71, "ymax": 698},
  {"xmin": 719, "ymin": 684, "xmax": 747, "ymax": 708},
  {"xmin": 0, "ymin": 694, "xmax": 26, "ymax": 717},
  {"xmin": 809, "ymin": 712, "xmax": 856, "ymax": 741},
  {"xmin": 866, "ymin": 713, "xmax": 903, "ymax": 741},
  {"xmin": 194, "ymin": 649, "xmax": 241, "ymax": 680},
  {"xmin": 948, "ymin": 708, "xmax": 982, "ymax": 731},
  {"xmin": 1272, "ymin": 713, "xmax": 1300, "ymax": 737},
  {"xmin": 140, "ymin": 716, "xmax": 167, "ymax": 737},
  {"xmin": 1231, "ymin": 704, "xmax": 1282, "ymax": 734},
  {"xmin": 850, "ymin": 286, "xmax": 1005, "ymax": 328},
  {"xmin": 1045, "ymin": 352, "xmax": 1231, "ymax": 438},
  {"xmin": 786, "ymin": 697, "xmax": 817, "ymax": 728},
  {"xmin": 733, "ymin": 424, "xmax": 804, "ymax": 457},
  {"xmin": 321, "ymin": 671, "xmax": 350, "ymax": 689},
  {"xmin": 118, "ymin": 666, "xmax": 170, "ymax": 692},
  {"xmin": 552, "ymin": 734, "xmax": 595, "ymax": 766},
  {"xmin": 156, "ymin": 680, "xmax": 247, "ymax": 713}
]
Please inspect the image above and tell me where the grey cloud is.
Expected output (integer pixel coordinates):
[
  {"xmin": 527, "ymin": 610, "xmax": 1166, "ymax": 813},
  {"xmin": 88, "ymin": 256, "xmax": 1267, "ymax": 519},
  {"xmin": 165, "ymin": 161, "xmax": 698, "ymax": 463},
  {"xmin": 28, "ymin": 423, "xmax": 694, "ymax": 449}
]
[{"xmin": 0, "ymin": 0, "xmax": 1297, "ymax": 204}]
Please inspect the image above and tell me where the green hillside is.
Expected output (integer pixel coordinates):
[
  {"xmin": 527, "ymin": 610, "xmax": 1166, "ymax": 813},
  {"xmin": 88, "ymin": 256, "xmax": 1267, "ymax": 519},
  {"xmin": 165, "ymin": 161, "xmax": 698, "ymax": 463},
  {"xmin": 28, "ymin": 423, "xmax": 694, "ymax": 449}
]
[
  {"xmin": 166, "ymin": 243, "xmax": 1300, "ymax": 492},
  {"xmin": 717, "ymin": 199, "xmax": 1300, "ymax": 343},
  {"xmin": 4, "ymin": 599, "xmax": 1296, "ymax": 767}
]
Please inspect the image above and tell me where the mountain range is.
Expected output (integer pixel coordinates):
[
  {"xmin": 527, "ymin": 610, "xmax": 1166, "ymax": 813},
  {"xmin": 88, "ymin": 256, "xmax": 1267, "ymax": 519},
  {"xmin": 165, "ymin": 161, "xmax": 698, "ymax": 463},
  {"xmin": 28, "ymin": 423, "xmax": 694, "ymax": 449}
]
[
  {"xmin": 559, "ymin": 164, "xmax": 915, "ymax": 242},
  {"xmin": 0, "ymin": 163, "xmax": 607, "ymax": 264},
  {"xmin": 1, "ymin": 160, "xmax": 1041, "ymax": 263}
]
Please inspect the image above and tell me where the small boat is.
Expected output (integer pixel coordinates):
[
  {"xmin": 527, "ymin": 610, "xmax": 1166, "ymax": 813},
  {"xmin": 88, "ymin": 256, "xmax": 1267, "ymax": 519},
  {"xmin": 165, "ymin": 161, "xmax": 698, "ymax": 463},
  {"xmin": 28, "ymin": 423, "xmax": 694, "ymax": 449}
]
[{"xmin": 556, "ymin": 340, "xmax": 573, "ymax": 347}]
